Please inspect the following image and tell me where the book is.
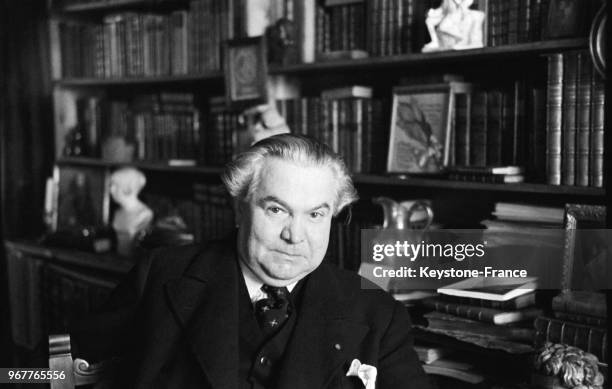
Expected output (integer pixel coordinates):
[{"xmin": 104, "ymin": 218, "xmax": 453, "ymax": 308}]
[
  {"xmin": 534, "ymin": 316, "xmax": 608, "ymax": 362},
  {"xmin": 424, "ymin": 312, "xmax": 536, "ymax": 342},
  {"xmin": 545, "ymin": 53, "xmax": 563, "ymax": 185},
  {"xmin": 422, "ymin": 298, "xmax": 542, "ymax": 325},
  {"xmin": 449, "ymin": 165, "xmax": 524, "ymax": 175},
  {"xmin": 448, "ymin": 172, "xmax": 524, "ymax": 184},
  {"xmin": 453, "ymin": 92, "xmax": 471, "ymax": 166},
  {"xmin": 321, "ymin": 86, "xmax": 373, "ymax": 99},
  {"xmin": 551, "ymin": 291, "xmax": 606, "ymax": 319},
  {"xmin": 422, "ymin": 359, "xmax": 485, "ymax": 384},
  {"xmin": 414, "ymin": 345, "xmax": 449, "ymax": 364},
  {"xmin": 316, "ymin": 49, "xmax": 369, "ymax": 61},
  {"xmin": 561, "ymin": 51, "xmax": 578, "ymax": 185},
  {"xmin": 590, "ymin": 72, "xmax": 604, "ymax": 188},
  {"xmin": 575, "ymin": 50, "xmax": 592, "ymax": 187},
  {"xmin": 493, "ymin": 202, "xmax": 564, "ymax": 224},
  {"xmin": 435, "ymin": 291, "xmax": 537, "ymax": 310},
  {"xmin": 553, "ymin": 312, "xmax": 607, "ymax": 328},
  {"xmin": 438, "ymin": 276, "xmax": 537, "ymax": 302}
]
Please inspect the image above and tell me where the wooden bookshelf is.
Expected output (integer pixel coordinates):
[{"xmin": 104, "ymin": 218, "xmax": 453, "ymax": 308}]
[
  {"xmin": 57, "ymin": 157, "xmax": 225, "ymax": 175},
  {"xmin": 57, "ymin": 157, "xmax": 604, "ymax": 197},
  {"xmin": 269, "ymin": 39, "xmax": 589, "ymax": 75},
  {"xmin": 4, "ymin": 240, "xmax": 133, "ymax": 275},
  {"xmin": 352, "ymin": 174, "xmax": 605, "ymax": 196},
  {"xmin": 54, "ymin": 73, "xmax": 223, "ymax": 87},
  {"xmin": 58, "ymin": 0, "xmax": 161, "ymax": 13}
]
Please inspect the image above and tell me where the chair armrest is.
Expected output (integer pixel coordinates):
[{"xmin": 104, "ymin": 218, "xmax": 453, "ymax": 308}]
[{"xmin": 49, "ymin": 334, "xmax": 117, "ymax": 388}]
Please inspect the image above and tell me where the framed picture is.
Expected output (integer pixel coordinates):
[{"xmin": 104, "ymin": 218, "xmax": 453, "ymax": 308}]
[
  {"xmin": 561, "ymin": 204, "xmax": 608, "ymax": 290},
  {"xmin": 224, "ymin": 37, "xmax": 268, "ymax": 110},
  {"xmin": 544, "ymin": 0, "xmax": 585, "ymax": 39},
  {"xmin": 387, "ymin": 82, "xmax": 471, "ymax": 174},
  {"xmin": 53, "ymin": 165, "xmax": 110, "ymax": 231}
]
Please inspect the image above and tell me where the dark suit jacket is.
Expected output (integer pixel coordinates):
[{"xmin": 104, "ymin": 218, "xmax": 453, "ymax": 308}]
[{"xmin": 72, "ymin": 239, "xmax": 430, "ymax": 389}]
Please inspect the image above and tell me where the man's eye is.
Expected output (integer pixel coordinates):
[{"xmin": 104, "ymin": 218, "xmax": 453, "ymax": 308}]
[
  {"xmin": 268, "ymin": 207, "xmax": 284, "ymax": 214},
  {"xmin": 310, "ymin": 211, "xmax": 324, "ymax": 219}
]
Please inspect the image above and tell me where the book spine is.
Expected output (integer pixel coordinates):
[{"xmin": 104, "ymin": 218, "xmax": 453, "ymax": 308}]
[
  {"xmin": 589, "ymin": 72, "xmax": 604, "ymax": 188},
  {"xmin": 561, "ymin": 52, "xmax": 578, "ymax": 185},
  {"xmin": 553, "ymin": 312, "xmax": 607, "ymax": 328},
  {"xmin": 486, "ymin": 90, "xmax": 503, "ymax": 166},
  {"xmin": 454, "ymin": 93, "xmax": 469, "ymax": 166},
  {"xmin": 423, "ymin": 299, "xmax": 501, "ymax": 324},
  {"xmin": 470, "ymin": 91, "xmax": 488, "ymax": 166},
  {"xmin": 545, "ymin": 53, "xmax": 563, "ymax": 185},
  {"xmin": 575, "ymin": 51, "xmax": 592, "ymax": 186}
]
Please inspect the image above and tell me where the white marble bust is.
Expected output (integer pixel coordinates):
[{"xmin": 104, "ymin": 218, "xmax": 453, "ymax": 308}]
[
  {"xmin": 422, "ymin": 0, "xmax": 485, "ymax": 52},
  {"xmin": 110, "ymin": 167, "xmax": 153, "ymax": 255}
]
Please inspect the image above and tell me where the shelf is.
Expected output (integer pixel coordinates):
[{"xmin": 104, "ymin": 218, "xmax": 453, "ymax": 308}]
[
  {"xmin": 57, "ymin": 157, "xmax": 225, "ymax": 175},
  {"xmin": 269, "ymin": 39, "xmax": 588, "ymax": 75},
  {"xmin": 4, "ymin": 240, "xmax": 133, "ymax": 275},
  {"xmin": 57, "ymin": 158, "xmax": 604, "ymax": 196},
  {"xmin": 54, "ymin": 73, "xmax": 223, "ymax": 87},
  {"xmin": 353, "ymin": 174, "xmax": 605, "ymax": 196},
  {"xmin": 57, "ymin": 0, "xmax": 186, "ymax": 13}
]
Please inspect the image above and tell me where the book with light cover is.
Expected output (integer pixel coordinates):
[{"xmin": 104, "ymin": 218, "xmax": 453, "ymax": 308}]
[{"xmin": 437, "ymin": 277, "xmax": 537, "ymax": 302}]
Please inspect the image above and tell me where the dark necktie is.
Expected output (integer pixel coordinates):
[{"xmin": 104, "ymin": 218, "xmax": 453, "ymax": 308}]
[{"xmin": 254, "ymin": 285, "xmax": 291, "ymax": 337}]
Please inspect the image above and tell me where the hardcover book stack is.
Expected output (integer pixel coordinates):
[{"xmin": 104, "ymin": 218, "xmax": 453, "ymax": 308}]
[
  {"xmin": 535, "ymin": 291, "xmax": 608, "ymax": 363},
  {"xmin": 450, "ymin": 80, "xmax": 537, "ymax": 173},
  {"xmin": 54, "ymin": 0, "xmax": 235, "ymax": 78},
  {"xmin": 276, "ymin": 86, "xmax": 386, "ymax": 173},
  {"xmin": 315, "ymin": 0, "xmax": 368, "ymax": 59},
  {"xmin": 485, "ymin": 0, "xmax": 548, "ymax": 46},
  {"xmin": 418, "ymin": 277, "xmax": 541, "ymax": 354},
  {"xmin": 366, "ymin": 0, "xmax": 415, "ymax": 56},
  {"xmin": 70, "ymin": 93, "xmax": 202, "ymax": 164},
  {"xmin": 204, "ymin": 96, "xmax": 241, "ymax": 166},
  {"xmin": 545, "ymin": 51, "xmax": 605, "ymax": 187},
  {"xmin": 133, "ymin": 93, "xmax": 202, "ymax": 163},
  {"xmin": 447, "ymin": 165, "xmax": 525, "ymax": 184},
  {"xmin": 481, "ymin": 202, "xmax": 565, "ymax": 248}
]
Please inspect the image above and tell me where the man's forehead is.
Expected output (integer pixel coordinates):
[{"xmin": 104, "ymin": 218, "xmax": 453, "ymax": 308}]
[{"xmin": 253, "ymin": 158, "xmax": 337, "ymax": 204}]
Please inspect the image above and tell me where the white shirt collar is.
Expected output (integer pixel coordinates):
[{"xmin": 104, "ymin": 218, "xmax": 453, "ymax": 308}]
[{"xmin": 239, "ymin": 259, "xmax": 297, "ymax": 303}]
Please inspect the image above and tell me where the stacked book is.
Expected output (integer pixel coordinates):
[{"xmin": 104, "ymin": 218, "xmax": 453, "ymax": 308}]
[
  {"xmin": 447, "ymin": 165, "xmax": 524, "ymax": 184},
  {"xmin": 545, "ymin": 51, "xmax": 605, "ymax": 187},
  {"xmin": 418, "ymin": 277, "xmax": 541, "ymax": 354},
  {"xmin": 535, "ymin": 291, "xmax": 608, "ymax": 363},
  {"xmin": 481, "ymin": 202, "xmax": 565, "ymax": 248},
  {"xmin": 276, "ymin": 86, "xmax": 386, "ymax": 173},
  {"xmin": 54, "ymin": 0, "xmax": 235, "ymax": 79}
]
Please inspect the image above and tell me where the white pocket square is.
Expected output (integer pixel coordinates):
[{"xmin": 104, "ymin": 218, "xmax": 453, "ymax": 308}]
[{"xmin": 346, "ymin": 359, "xmax": 377, "ymax": 389}]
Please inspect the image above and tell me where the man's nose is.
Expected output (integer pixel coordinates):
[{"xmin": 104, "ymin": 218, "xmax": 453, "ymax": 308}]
[{"xmin": 280, "ymin": 216, "xmax": 305, "ymax": 244}]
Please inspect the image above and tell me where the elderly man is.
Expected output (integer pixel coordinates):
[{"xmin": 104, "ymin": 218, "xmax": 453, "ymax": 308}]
[{"xmin": 72, "ymin": 134, "xmax": 430, "ymax": 389}]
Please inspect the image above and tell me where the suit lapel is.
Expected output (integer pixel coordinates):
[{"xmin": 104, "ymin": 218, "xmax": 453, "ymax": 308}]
[
  {"xmin": 277, "ymin": 265, "xmax": 369, "ymax": 389},
  {"xmin": 165, "ymin": 244, "xmax": 239, "ymax": 389}
]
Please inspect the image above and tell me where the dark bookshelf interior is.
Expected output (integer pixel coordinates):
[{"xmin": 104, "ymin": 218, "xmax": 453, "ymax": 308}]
[{"xmin": 1, "ymin": 0, "xmax": 609, "ymax": 387}]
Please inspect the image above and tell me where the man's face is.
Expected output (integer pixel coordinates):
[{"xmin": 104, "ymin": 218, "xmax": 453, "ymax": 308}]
[{"xmin": 236, "ymin": 157, "xmax": 337, "ymax": 286}]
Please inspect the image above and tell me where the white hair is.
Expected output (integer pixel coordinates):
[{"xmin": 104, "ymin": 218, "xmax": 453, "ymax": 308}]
[{"xmin": 221, "ymin": 134, "xmax": 358, "ymax": 215}]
